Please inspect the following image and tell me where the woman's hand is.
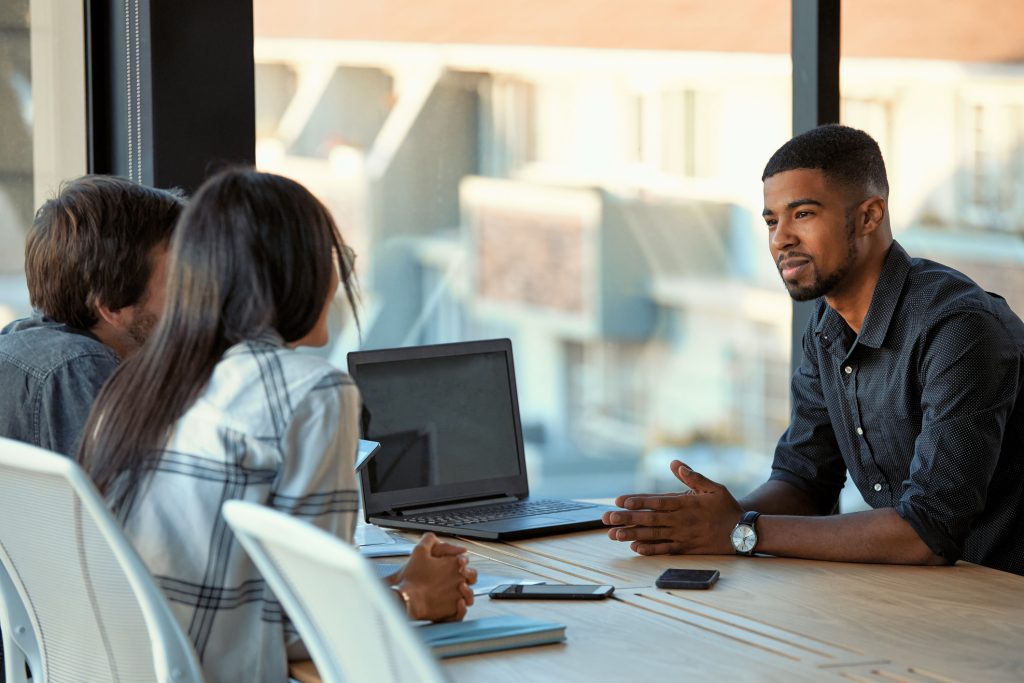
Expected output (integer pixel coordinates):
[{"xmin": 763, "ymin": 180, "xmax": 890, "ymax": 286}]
[{"xmin": 394, "ymin": 533, "xmax": 477, "ymax": 621}]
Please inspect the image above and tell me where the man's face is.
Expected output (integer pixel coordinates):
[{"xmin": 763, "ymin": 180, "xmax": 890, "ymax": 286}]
[
  {"xmin": 124, "ymin": 243, "xmax": 170, "ymax": 347},
  {"xmin": 762, "ymin": 168, "xmax": 858, "ymax": 302}
]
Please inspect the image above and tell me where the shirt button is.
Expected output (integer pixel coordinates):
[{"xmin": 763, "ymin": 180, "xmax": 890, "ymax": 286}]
[
  {"xmin": 873, "ymin": 483, "xmax": 882, "ymax": 492},
  {"xmin": 844, "ymin": 366, "xmax": 853, "ymax": 374},
  {"xmin": 856, "ymin": 427, "xmax": 864, "ymax": 435}
]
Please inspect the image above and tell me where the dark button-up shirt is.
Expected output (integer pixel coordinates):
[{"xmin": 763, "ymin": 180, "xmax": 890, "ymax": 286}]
[
  {"xmin": 771, "ymin": 241, "xmax": 1024, "ymax": 575},
  {"xmin": 0, "ymin": 315, "xmax": 120, "ymax": 456}
]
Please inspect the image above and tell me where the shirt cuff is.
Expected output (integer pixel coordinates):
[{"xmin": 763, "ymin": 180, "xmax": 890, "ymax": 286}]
[
  {"xmin": 895, "ymin": 499, "xmax": 960, "ymax": 565},
  {"xmin": 768, "ymin": 469, "xmax": 839, "ymax": 515}
]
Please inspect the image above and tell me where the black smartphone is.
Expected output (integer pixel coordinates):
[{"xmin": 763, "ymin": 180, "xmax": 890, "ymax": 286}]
[
  {"xmin": 489, "ymin": 584, "xmax": 615, "ymax": 600},
  {"xmin": 655, "ymin": 568, "xmax": 720, "ymax": 590}
]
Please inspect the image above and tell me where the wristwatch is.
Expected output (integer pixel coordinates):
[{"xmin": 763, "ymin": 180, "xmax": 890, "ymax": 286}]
[{"xmin": 730, "ymin": 511, "xmax": 761, "ymax": 556}]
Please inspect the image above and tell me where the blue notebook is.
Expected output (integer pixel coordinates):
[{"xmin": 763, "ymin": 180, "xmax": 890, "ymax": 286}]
[{"xmin": 417, "ymin": 615, "xmax": 566, "ymax": 658}]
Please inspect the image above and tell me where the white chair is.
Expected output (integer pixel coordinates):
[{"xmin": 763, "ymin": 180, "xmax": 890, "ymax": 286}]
[
  {"xmin": 0, "ymin": 437, "xmax": 203, "ymax": 683},
  {"xmin": 221, "ymin": 500, "xmax": 447, "ymax": 683}
]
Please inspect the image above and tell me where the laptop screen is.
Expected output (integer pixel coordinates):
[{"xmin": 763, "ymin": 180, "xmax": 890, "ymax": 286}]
[{"xmin": 349, "ymin": 340, "xmax": 527, "ymax": 510}]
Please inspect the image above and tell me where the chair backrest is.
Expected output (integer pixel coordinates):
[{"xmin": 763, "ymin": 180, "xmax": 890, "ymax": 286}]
[
  {"xmin": 221, "ymin": 500, "xmax": 447, "ymax": 683},
  {"xmin": 0, "ymin": 438, "xmax": 203, "ymax": 683}
]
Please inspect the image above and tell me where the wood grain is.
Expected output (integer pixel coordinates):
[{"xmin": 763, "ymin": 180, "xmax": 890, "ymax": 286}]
[{"xmin": 291, "ymin": 529, "xmax": 1024, "ymax": 683}]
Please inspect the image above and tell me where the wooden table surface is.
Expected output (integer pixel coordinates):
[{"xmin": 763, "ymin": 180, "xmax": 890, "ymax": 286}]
[{"xmin": 292, "ymin": 528, "xmax": 1024, "ymax": 682}]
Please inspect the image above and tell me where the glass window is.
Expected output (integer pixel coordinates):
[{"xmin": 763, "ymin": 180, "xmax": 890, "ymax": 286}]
[
  {"xmin": 839, "ymin": 0, "xmax": 1024, "ymax": 512},
  {"xmin": 252, "ymin": 1, "xmax": 793, "ymax": 498},
  {"xmin": 0, "ymin": 0, "xmax": 32, "ymax": 326},
  {"xmin": 841, "ymin": 1, "xmax": 1024, "ymax": 315}
]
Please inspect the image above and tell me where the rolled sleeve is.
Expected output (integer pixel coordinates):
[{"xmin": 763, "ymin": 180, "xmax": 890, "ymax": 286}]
[{"xmin": 895, "ymin": 309, "xmax": 1019, "ymax": 564}]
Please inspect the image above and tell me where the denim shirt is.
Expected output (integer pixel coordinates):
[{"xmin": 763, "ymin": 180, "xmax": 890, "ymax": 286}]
[
  {"xmin": 771, "ymin": 242, "xmax": 1024, "ymax": 575},
  {"xmin": 0, "ymin": 315, "xmax": 120, "ymax": 457}
]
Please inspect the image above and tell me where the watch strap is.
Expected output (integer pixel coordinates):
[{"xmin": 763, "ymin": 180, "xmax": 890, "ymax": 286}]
[
  {"xmin": 740, "ymin": 510, "xmax": 761, "ymax": 527},
  {"xmin": 734, "ymin": 510, "xmax": 761, "ymax": 556}
]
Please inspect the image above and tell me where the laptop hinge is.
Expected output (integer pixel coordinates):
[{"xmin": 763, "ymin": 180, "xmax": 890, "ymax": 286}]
[{"xmin": 397, "ymin": 495, "xmax": 518, "ymax": 516}]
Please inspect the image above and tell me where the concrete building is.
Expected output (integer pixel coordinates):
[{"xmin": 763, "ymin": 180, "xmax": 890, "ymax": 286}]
[{"xmin": 126, "ymin": 1, "xmax": 1024, "ymax": 498}]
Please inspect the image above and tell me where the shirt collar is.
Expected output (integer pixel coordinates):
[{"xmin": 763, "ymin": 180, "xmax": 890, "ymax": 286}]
[
  {"xmin": 856, "ymin": 241, "xmax": 911, "ymax": 349},
  {"xmin": 814, "ymin": 240, "xmax": 911, "ymax": 350}
]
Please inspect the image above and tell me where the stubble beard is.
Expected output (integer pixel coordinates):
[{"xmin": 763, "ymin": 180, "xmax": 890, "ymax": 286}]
[
  {"xmin": 126, "ymin": 308, "xmax": 158, "ymax": 347},
  {"xmin": 781, "ymin": 214, "xmax": 858, "ymax": 302}
]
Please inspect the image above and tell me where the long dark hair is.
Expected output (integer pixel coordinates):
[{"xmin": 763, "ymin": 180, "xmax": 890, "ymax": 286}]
[{"xmin": 77, "ymin": 168, "xmax": 359, "ymax": 513}]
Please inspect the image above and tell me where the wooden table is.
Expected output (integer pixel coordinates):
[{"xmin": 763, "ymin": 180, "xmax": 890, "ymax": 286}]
[{"xmin": 293, "ymin": 528, "xmax": 1024, "ymax": 682}]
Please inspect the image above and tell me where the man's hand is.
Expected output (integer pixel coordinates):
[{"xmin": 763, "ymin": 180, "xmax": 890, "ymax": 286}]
[
  {"xmin": 395, "ymin": 533, "xmax": 477, "ymax": 621},
  {"xmin": 602, "ymin": 460, "xmax": 744, "ymax": 555}
]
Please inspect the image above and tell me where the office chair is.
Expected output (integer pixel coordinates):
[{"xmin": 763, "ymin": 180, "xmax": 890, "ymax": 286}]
[
  {"xmin": 0, "ymin": 438, "xmax": 203, "ymax": 682},
  {"xmin": 221, "ymin": 500, "xmax": 447, "ymax": 683}
]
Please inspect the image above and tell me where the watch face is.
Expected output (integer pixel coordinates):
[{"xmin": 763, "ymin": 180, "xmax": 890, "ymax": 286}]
[{"xmin": 731, "ymin": 524, "xmax": 756, "ymax": 553}]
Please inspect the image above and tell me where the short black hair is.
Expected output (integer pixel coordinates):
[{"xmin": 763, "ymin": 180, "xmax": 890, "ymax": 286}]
[
  {"xmin": 26, "ymin": 175, "xmax": 185, "ymax": 329},
  {"xmin": 762, "ymin": 124, "xmax": 889, "ymax": 197}
]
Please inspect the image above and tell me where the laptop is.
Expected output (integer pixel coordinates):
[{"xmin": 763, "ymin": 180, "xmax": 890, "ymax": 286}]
[{"xmin": 347, "ymin": 338, "xmax": 616, "ymax": 540}]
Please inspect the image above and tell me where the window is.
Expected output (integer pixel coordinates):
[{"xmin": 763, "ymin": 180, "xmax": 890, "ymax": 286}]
[
  {"xmin": 635, "ymin": 88, "xmax": 719, "ymax": 179},
  {"xmin": 479, "ymin": 75, "xmax": 536, "ymax": 178},
  {"xmin": 0, "ymin": 1, "xmax": 87, "ymax": 327},
  {"xmin": 841, "ymin": 0, "xmax": 1024, "ymax": 323},
  {"xmin": 0, "ymin": 0, "xmax": 32, "ymax": 326},
  {"xmin": 960, "ymin": 95, "xmax": 1024, "ymax": 232},
  {"xmin": 252, "ymin": 1, "xmax": 794, "ymax": 498}
]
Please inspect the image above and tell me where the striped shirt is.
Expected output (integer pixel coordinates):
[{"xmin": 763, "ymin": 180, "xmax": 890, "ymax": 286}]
[{"xmin": 120, "ymin": 337, "xmax": 360, "ymax": 682}]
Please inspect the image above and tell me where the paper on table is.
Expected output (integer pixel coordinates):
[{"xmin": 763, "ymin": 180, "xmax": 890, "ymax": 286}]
[
  {"xmin": 360, "ymin": 543, "xmax": 414, "ymax": 558},
  {"xmin": 371, "ymin": 563, "xmax": 542, "ymax": 595},
  {"xmin": 354, "ymin": 522, "xmax": 398, "ymax": 546},
  {"xmin": 355, "ymin": 521, "xmax": 416, "ymax": 557}
]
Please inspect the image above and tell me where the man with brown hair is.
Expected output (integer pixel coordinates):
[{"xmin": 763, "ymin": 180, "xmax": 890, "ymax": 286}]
[{"xmin": 0, "ymin": 175, "xmax": 184, "ymax": 456}]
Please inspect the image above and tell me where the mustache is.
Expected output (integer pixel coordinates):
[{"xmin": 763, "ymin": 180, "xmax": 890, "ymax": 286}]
[{"xmin": 777, "ymin": 251, "xmax": 813, "ymax": 267}]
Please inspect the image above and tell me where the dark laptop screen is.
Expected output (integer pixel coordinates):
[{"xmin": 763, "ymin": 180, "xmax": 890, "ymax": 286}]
[{"xmin": 356, "ymin": 349, "xmax": 523, "ymax": 494}]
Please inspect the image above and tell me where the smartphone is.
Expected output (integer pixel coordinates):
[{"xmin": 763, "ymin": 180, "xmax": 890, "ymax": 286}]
[
  {"xmin": 655, "ymin": 568, "xmax": 720, "ymax": 590},
  {"xmin": 489, "ymin": 584, "xmax": 615, "ymax": 600}
]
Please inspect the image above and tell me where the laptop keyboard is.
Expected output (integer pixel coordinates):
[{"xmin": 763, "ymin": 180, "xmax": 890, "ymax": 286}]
[{"xmin": 403, "ymin": 499, "xmax": 594, "ymax": 527}]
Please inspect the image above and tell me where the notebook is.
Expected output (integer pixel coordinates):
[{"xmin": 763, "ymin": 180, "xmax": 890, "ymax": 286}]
[
  {"xmin": 417, "ymin": 616, "xmax": 566, "ymax": 658},
  {"xmin": 347, "ymin": 338, "xmax": 616, "ymax": 540}
]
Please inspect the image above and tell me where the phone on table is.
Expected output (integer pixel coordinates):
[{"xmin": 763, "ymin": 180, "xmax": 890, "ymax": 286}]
[
  {"xmin": 655, "ymin": 568, "xmax": 720, "ymax": 590},
  {"xmin": 489, "ymin": 583, "xmax": 615, "ymax": 600}
]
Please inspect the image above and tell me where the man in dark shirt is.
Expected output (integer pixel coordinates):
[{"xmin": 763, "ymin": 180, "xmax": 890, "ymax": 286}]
[
  {"xmin": 0, "ymin": 176, "xmax": 184, "ymax": 456},
  {"xmin": 603, "ymin": 125, "xmax": 1024, "ymax": 575}
]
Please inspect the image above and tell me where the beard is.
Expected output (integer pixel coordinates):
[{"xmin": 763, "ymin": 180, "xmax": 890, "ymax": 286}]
[
  {"xmin": 779, "ymin": 215, "xmax": 858, "ymax": 302},
  {"xmin": 126, "ymin": 308, "xmax": 159, "ymax": 347}
]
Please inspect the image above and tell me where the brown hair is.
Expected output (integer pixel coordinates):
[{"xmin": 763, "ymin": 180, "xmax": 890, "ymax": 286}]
[
  {"xmin": 77, "ymin": 168, "xmax": 359, "ymax": 512},
  {"xmin": 25, "ymin": 175, "xmax": 185, "ymax": 329}
]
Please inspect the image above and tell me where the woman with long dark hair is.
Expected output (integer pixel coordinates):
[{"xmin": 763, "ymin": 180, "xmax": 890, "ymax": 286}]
[{"xmin": 78, "ymin": 168, "xmax": 475, "ymax": 682}]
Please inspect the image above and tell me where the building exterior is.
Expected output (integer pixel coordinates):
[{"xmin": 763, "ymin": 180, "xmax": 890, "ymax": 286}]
[{"xmin": 251, "ymin": 2, "xmax": 1024, "ymax": 500}]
